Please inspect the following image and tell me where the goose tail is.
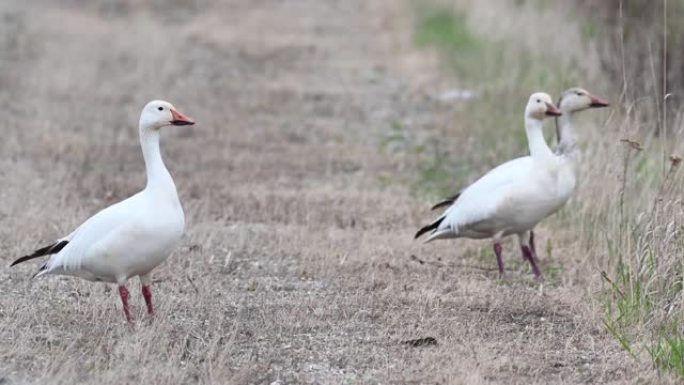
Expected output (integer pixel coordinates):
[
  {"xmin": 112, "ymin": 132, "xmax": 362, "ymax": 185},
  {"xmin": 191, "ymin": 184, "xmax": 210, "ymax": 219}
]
[
  {"xmin": 10, "ymin": 240, "xmax": 69, "ymax": 267},
  {"xmin": 424, "ymin": 229, "xmax": 456, "ymax": 243},
  {"xmin": 415, "ymin": 216, "xmax": 446, "ymax": 239}
]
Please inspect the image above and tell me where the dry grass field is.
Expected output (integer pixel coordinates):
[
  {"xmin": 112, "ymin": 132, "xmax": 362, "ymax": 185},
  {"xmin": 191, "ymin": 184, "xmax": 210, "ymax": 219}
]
[{"xmin": 1, "ymin": 0, "xmax": 682, "ymax": 384}]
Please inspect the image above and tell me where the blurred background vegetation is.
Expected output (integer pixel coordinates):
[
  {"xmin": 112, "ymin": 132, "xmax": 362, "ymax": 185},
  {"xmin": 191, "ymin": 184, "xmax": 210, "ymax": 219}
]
[{"xmin": 580, "ymin": 0, "xmax": 684, "ymax": 134}]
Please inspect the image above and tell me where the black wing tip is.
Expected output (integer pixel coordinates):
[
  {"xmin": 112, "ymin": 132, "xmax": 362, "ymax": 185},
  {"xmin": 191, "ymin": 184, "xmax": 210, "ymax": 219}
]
[
  {"xmin": 414, "ymin": 224, "xmax": 432, "ymax": 239},
  {"xmin": 10, "ymin": 257, "xmax": 26, "ymax": 267},
  {"xmin": 430, "ymin": 200, "xmax": 454, "ymax": 211},
  {"xmin": 10, "ymin": 254, "xmax": 39, "ymax": 267},
  {"xmin": 10, "ymin": 240, "xmax": 69, "ymax": 267},
  {"xmin": 415, "ymin": 217, "xmax": 445, "ymax": 239},
  {"xmin": 430, "ymin": 193, "xmax": 460, "ymax": 211}
]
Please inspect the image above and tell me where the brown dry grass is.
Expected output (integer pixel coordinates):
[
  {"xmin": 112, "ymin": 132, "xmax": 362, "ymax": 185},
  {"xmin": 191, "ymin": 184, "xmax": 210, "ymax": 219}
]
[{"xmin": 0, "ymin": 0, "xmax": 669, "ymax": 384}]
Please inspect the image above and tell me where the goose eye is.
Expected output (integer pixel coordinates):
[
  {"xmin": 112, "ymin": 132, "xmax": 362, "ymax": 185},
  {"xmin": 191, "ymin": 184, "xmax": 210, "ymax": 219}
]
[
  {"xmin": 576, "ymin": 92, "xmax": 582, "ymax": 96},
  {"xmin": 536, "ymin": 99, "xmax": 540, "ymax": 103},
  {"xmin": 158, "ymin": 106, "xmax": 164, "ymax": 111}
]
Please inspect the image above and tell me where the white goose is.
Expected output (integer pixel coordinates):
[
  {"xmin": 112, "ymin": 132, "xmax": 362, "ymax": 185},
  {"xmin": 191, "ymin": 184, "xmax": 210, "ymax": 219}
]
[
  {"xmin": 11, "ymin": 100, "xmax": 194, "ymax": 323},
  {"xmin": 554, "ymin": 87, "xmax": 609, "ymax": 157},
  {"xmin": 426, "ymin": 88, "xmax": 609, "ymax": 276},
  {"xmin": 415, "ymin": 92, "xmax": 563, "ymax": 279}
]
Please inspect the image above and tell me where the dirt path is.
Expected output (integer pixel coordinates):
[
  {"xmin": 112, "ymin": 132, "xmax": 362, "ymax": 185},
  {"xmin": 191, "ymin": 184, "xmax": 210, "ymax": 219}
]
[{"xmin": 0, "ymin": 0, "xmax": 637, "ymax": 384}]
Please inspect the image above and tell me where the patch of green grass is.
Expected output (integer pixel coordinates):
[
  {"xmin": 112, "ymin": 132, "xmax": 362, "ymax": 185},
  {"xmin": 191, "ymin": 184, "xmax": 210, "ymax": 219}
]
[
  {"xmin": 581, "ymin": 17, "xmax": 599, "ymax": 42},
  {"xmin": 600, "ymin": 160, "xmax": 684, "ymax": 379},
  {"xmin": 377, "ymin": 120, "xmax": 458, "ymax": 196},
  {"xmin": 650, "ymin": 334, "xmax": 684, "ymax": 377},
  {"xmin": 415, "ymin": 10, "xmax": 478, "ymax": 52},
  {"xmin": 603, "ymin": 260, "xmax": 655, "ymax": 329},
  {"xmin": 414, "ymin": 137, "xmax": 459, "ymax": 197}
]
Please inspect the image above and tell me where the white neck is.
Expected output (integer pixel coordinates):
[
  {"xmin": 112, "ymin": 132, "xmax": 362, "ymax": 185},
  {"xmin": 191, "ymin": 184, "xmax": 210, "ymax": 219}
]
[
  {"xmin": 525, "ymin": 116, "xmax": 553, "ymax": 159},
  {"xmin": 555, "ymin": 112, "xmax": 578, "ymax": 155},
  {"xmin": 139, "ymin": 127, "xmax": 174, "ymax": 190}
]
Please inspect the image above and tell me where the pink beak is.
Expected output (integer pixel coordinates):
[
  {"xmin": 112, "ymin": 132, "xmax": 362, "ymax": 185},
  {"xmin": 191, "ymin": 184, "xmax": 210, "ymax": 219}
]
[
  {"xmin": 544, "ymin": 102, "xmax": 562, "ymax": 117},
  {"xmin": 170, "ymin": 108, "xmax": 195, "ymax": 126},
  {"xmin": 588, "ymin": 94, "xmax": 610, "ymax": 108}
]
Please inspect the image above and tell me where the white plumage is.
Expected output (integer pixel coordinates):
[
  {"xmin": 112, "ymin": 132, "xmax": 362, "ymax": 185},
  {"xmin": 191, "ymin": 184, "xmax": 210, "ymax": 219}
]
[
  {"xmin": 416, "ymin": 92, "xmax": 564, "ymax": 279},
  {"xmin": 12, "ymin": 100, "xmax": 194, "ymax": 323},
  {"xmin": 421, "ymin": 88, "xmax": 609, "ymax": 278}
]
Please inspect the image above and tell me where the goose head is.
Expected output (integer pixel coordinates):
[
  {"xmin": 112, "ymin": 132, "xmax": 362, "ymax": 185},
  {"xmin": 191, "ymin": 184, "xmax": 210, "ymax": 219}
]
[
  {"xmin": 526, "ymin": 92, "xmax": 562, "ymax": 120},
  {"xmin": 139, "ymin": 100, "xmax": 195, "ymax": 131},
  {"xmin": 558, "ymin": 88, "xmax": 609, "ymax": 113}
]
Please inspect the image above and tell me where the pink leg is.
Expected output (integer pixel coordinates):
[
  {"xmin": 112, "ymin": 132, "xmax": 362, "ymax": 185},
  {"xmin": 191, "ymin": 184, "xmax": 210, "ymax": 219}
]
[
  {"xmin": 520, "ymin": 244, "xmax": 528, "ymax": 260},
  {"xmin": 118, "ymin": 285, "xmax": 133, "ymax": 324},
  {"xmin": 529, "ymin": 231, "xmax": 536, "ymax": 255},
  {"xmin": 494, "ymin": 243, "xmax": 504, "ymax": 277},
  {"xmin": 520, "ymin": 243, "xmax": 530, "ymax": 261},
  {"xmin": 142, "ymin": 285, "xmax": 154, "ymax": 316},
  {"xmin": 521, "ymin": 245, "xmax": 544, "ymax": 280}
]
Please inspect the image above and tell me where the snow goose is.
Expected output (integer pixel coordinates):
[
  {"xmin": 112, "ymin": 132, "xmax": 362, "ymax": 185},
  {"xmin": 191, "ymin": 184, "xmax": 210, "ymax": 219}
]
[
  {"xmin": 427, "ymin": 88, "xmax": 609, "ymax": 267},
  {"xmin": 415, "ymin": 92, "xmax": 563, "ymax": 279},
  {"xmin": 11, "ymin": 100, "xmax": 194, "ymax": 323},
  {"xmin": 554, "ymin": 87, "xmax": 609, "ymax": 157}
]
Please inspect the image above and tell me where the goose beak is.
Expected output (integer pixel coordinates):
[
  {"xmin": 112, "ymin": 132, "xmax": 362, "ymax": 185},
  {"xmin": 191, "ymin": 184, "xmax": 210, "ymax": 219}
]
[
  {"xmin": 170, "ymin": 109, "xmax": 195, "ymax": 126},
  {"xmin": 589, "ymin": 94, "xmax": 610, "ymax": 108},
  {"xmin": 544, "ymin": 102, "xmax": 562, "ymax": 117}
]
